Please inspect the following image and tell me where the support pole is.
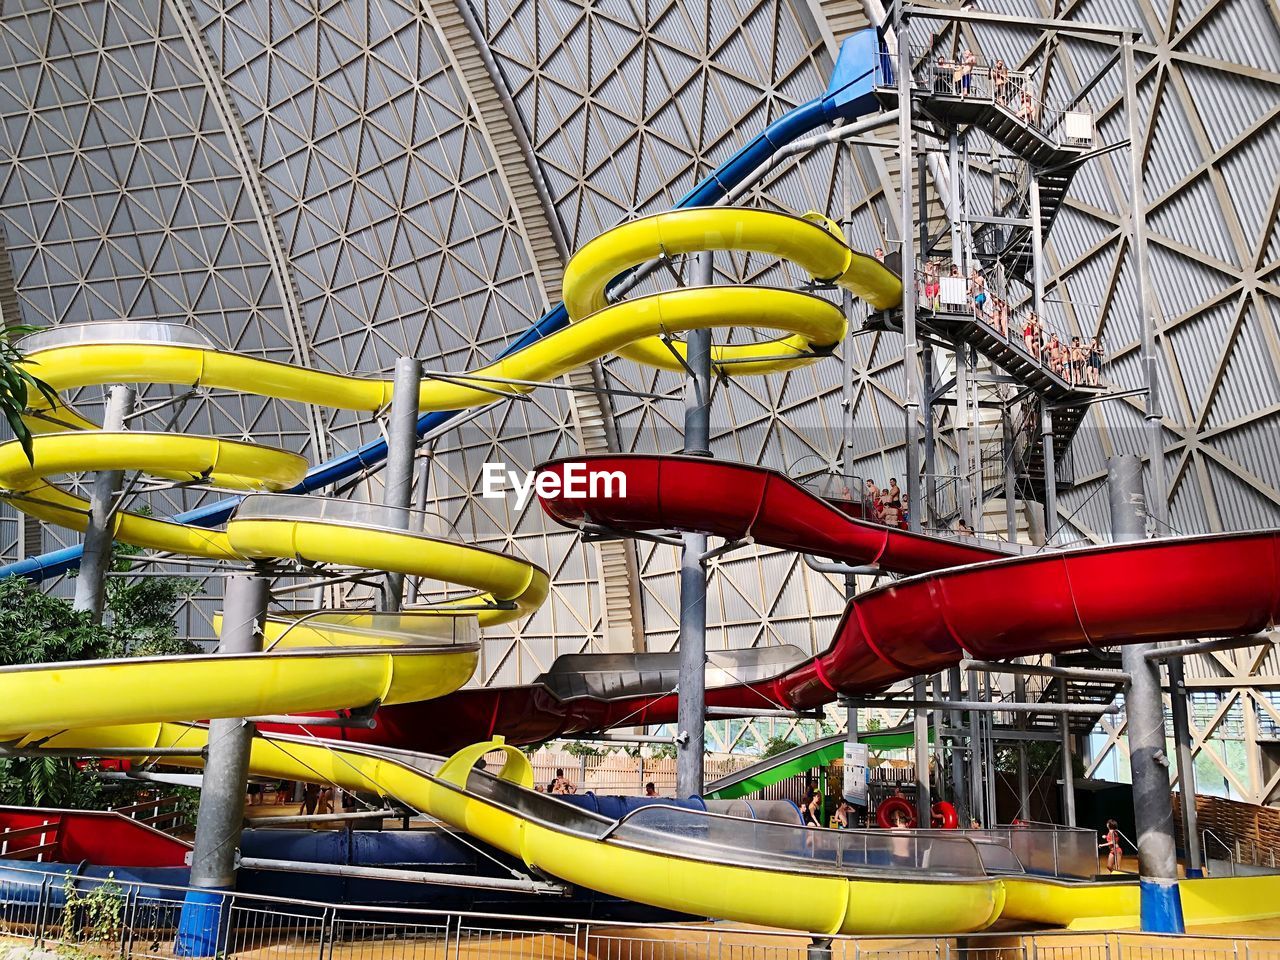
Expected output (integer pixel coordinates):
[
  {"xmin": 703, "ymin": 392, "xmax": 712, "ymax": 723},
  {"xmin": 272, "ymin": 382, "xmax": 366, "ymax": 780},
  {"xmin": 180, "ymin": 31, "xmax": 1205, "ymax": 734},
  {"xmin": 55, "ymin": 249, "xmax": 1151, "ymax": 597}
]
[
  {"xmin": 405, "ymin": 441, "xmax": 432, "ymax": 605},
  {"xmin": 955, "ymin": 340, "xmax": 973, "ymax": 528},
  {"xmin": 896, "ymin": 10, "xmax": 921, "ymax": 534},
  {"xmin": 1015, "ymin": 671, "xmax": 1030, "ymax": 818},
  {"xmin": 676, "ymin": 249, "xmax": 712, "ymax": 798},
  {"xmin": 1124, "ymin": 39, "xmax": 1166, "ymax": 534},
  {"xmin": 73, "ymin": 385, "xmax": 136, "ymax": 622},
  {"xmin": 1057, "ymin": 663, "xmax": 1077, "ymax": 827},
  {"xmin": 948, "ymin": 131, "xmax": 962, "ymax": 262},
  {"xmin": 947, "ymin": 665, "xmax": 969, "ymax": 824},
  {"xmin": 1004, "ymin": 403, "xmax": 1018, "ymax": 539},
  {"xmin": 382, "ymin": 356, "xmax": 422, "ymax": 610},
  {"xmin": 1029, "ymin": 174, "xmax": 1056, "ymax": 541},
  {"xmin": 967, "ymin": 665, "xmax": 985, "ymax": 826},
  {"xmin": 1168, "ymin": 656, "xmax": 1202, "ymax": 876},
  {"xmin": 970, "ymin": 345, "xmax": 983, "ymax": 536},
  {"xmin": 1041, "ymin": 405, "xmax": 1058, "ymax": 544},
  {"xmin": 918, "ymin": 149, "xmax": 937, "ymax": 528},
  {"xmin": 914, "ymin": 675, "xmax": 931, "ymax": 825},
  {"xmin": 1111, "ymin": 454, "xmax": 1183, "ymax": 932},
  {"xmin": 176, "ymin": 572, "xmax": 270, "ymax": 956}
]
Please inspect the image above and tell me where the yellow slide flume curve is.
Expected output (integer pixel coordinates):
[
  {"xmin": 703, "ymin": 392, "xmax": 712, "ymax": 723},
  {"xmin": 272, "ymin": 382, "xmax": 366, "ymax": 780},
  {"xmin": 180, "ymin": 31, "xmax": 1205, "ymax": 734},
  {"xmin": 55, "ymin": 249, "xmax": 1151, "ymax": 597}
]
[
  {"xmin": 9, "ymin": 207, "xmax": 895, "ymax": 575},
  {"xmin": 25, "ymin": 724, "xmax": 1006, "ymax": 936},
  {"xmin": 27, "ymin": 723, "xmax": 1280, "ymax": 937}
]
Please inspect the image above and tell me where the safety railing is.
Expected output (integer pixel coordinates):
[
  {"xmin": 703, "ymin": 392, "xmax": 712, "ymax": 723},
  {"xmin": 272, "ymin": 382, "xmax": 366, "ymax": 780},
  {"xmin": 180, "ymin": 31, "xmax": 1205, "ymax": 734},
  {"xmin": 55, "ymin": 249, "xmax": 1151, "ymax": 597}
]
[
  {"xmin": 110, "ymin": 794, "xmax": 187, "ymax": 833},
  {"xmin": 912, "ymin": 264, "xmax": 1107, "ymax": 391},
  {"xmin": 1202, "ymin": 828, "xmax": 1280, "ymax": 876},
  {"xmin": 0, "ymin": 863, "xmax": 1278, "ymax": 960},
  {"xmin": 875, "ymin": 43, "xmax": 1095, "ymax": 150}
]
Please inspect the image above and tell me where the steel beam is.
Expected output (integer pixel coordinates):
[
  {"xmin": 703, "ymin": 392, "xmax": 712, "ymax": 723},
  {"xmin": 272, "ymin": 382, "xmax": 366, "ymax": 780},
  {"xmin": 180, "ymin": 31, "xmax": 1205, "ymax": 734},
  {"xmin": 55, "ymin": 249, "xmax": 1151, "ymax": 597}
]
[
  {"xmin": 382, "ymin": 356, "xmax": 422, "ymax": 610},
  {"xmin": 842, "ymin": 697, "xmax": 1119, "ymax": 715},
  {"xmin": 961, "ymin": 659, "xmax": 1130, "ymax": 684},
  {"xmin": 897, "ymin": 9, "xmax": 921, "ymax": 534},
  {"xmin": 1124, "ymin": 39, "xmax": 1167, "ymax": 535},
  {"xmin": 238, "ymin": 857, "xmax": 565, "ymax": 895},
  {"xmin": 676, "ymin": 248, "xmax": 712, "ymax": 798},
  {"xmin": 1111, "ymin": 455, "xmax": 1184, "ymax": 932},
  {"xmin": 74, "ymin": 385, "xmax": 136, "ymax": 621},
  {"xmin": 177, "ymin": 571, "xmax": 270, "ymax": 956}
]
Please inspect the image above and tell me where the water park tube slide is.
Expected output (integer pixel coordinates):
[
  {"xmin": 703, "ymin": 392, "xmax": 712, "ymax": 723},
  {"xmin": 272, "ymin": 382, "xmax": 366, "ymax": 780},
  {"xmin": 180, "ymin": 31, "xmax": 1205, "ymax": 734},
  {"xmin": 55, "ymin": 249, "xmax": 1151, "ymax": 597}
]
[
  {"xmin": 0, "ymin": 66, "xmax": 1276, "ymax": 934},
  {"xmin": 538, "ymin": 455, "xmax": 1280, "ymax": 711},
  {"xmin": 325, "ymin": 455, "xmax": 1279, "ymax": 752},
  {"xmin": 25, "ymin": 722, "xmax": 1280, "ymax": 935},
  {"xmin": 704, "ymin": 726, "xmax": 927, "ymax": 801},
  {"xmin": 0, "ymin": 28, "xmax": 888, "ymax": 583},
  {"xmin": 0, "ymin": 806, "xmax": 691, "ymax": 922}
]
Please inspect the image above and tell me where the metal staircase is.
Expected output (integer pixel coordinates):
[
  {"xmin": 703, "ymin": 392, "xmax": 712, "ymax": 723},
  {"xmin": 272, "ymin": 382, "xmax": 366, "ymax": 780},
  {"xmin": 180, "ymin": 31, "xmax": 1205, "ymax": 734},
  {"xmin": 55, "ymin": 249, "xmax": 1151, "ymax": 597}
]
[
  {"xmin": 1021, "ymin": 651, "xmax": 1126, "ymax": 737},
  {"xmin": 875, "ymin": 44, "xmax": 1093, "ymax": 280}
]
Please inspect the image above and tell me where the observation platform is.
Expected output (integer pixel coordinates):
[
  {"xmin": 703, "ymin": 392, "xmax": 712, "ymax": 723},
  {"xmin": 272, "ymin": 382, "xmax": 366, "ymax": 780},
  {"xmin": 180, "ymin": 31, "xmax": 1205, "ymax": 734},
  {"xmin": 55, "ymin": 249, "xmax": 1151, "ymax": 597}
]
[
  {"xmin": 866, "ymin": 301, "xmax": 1107, "ymax": 498},
  {"xmin": 874, "ymin": 50, "xmax": 1095, "ymax": 276}
]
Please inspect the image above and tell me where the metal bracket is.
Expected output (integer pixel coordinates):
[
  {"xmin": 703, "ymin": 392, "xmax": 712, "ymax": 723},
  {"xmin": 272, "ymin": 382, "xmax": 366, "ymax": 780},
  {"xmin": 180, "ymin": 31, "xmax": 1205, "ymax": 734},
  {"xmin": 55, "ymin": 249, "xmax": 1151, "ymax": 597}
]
[
  {"xmin": 577, "ymin": 518, "xmax": 683, "ymax": 548},
  {"xmin": 699, "ymin": 535, "xmax": 754, "ymax": 563},
  {"xmin": 657, "ymin": 328, "xmax": 697, "ymax": 380},
  {"xmin": 247, "ymin": 702, "xmax": 381, "ymax": 729}
]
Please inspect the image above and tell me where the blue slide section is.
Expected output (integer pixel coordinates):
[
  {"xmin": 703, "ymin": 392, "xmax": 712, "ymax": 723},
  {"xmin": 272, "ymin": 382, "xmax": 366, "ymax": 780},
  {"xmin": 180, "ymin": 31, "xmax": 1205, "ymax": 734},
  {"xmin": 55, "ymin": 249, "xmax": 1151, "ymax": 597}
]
[
  {"xmin": 0, "ymin": 29, "xmax": 883, "ymax": 582},
  {"xmin": 0, "ymin": 829, "xmax": 695, "ymax": 924}
]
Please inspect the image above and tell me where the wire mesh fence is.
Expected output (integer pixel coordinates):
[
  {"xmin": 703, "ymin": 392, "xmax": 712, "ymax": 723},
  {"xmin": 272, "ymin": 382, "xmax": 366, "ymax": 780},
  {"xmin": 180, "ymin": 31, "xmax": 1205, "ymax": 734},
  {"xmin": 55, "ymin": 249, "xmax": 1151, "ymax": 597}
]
[{"xmin": 0, "ymin": 864, "xmax": 1276, "ymax": 960}]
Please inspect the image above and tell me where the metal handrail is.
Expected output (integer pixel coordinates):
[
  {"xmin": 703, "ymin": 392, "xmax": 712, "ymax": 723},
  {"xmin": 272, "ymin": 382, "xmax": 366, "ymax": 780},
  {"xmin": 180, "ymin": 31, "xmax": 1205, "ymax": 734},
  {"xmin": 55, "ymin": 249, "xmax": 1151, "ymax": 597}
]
[
  {"xmin": 1202, "ymin": 827, "xmax": 1235, "ymax": 876},
  {"xmin": 910, "ymin": 264, "xmax": 1106, "ymax": 390},
  {"xmin": 2, "ymin": 859, "xmax": 1279, "ymax": 952}
]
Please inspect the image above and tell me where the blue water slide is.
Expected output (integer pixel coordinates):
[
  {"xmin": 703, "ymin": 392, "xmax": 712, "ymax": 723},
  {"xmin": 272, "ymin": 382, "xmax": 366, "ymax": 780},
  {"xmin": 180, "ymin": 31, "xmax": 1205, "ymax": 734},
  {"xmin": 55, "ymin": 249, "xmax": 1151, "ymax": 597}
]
[{"xmin": 0, "ymin": 29, "xmax": 884, "ymax": 582}]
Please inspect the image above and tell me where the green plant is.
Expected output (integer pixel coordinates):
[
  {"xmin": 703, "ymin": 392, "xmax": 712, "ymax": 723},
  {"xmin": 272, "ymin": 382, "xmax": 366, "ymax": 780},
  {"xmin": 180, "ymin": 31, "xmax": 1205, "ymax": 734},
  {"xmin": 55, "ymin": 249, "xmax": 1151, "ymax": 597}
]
[
  {"xmin": 171, "ymin": 785, "xmax": 202, "ymax": 828},
  {"xmin": 648, "ymin": 742, "xmax": 676, "ymax": 761},
  {"xmin": 0, "ymin": 536, "xmax": 202, "ymax": 809},
  {"xmin": 760, "ymin": 735, "xmax": 798, "ymax": 759},
  {"xmin": 0, "ymin": 323, "xmax": 57, "ymax": 464},
  {"xmin": 62, "ymin": 873, "xmax": 124, "ymax": 943},
  {"xmin": 561, "ymin": 741, "xmax": 605, "ymax": 759}
]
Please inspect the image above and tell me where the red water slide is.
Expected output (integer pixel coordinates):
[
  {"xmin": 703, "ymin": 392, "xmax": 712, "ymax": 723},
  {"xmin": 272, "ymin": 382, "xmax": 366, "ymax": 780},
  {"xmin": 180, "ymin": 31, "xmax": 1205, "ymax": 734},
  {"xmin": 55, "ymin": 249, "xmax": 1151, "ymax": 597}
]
[
  {"xmin": 302, "ymin": 456, "xmax": 1280, "ymax": 754},
  {"xmin": 536, "ymin": 454, "xmax": 1007, "ymax": 575}
]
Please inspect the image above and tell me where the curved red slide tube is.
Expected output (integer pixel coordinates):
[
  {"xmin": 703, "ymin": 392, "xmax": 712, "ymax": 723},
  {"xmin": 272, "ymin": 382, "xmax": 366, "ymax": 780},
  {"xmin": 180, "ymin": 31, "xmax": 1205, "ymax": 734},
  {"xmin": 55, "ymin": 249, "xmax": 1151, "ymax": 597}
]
[
  {"xmin": 279, "ymin": 458, "xmax": 1280, "ymax": 755},
  {"xmin": 537, "ymin": 454, "xmax": 1005, "ymax": 575}
]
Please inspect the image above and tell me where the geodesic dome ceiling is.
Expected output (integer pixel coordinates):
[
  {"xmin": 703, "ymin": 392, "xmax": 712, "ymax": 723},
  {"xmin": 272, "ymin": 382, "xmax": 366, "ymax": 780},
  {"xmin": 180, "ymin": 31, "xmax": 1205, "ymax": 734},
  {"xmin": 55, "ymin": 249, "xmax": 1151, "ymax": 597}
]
[{"xmin": 0, "ymin": 0, "xmax": 1274, "ymax": 728}]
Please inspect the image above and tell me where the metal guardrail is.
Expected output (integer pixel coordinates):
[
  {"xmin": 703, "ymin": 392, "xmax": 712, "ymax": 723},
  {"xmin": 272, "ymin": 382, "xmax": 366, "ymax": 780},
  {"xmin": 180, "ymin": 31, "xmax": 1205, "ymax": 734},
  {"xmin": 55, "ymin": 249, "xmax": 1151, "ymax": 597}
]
[
  {"xmin": 1, "ymin": 862, "xmax": 1279, "ymax": 960},
  {"xmin": 1202, "ymin": 827, "xmax": 1280, "ymax": 876},
  {"xmin": 110, "ymin": 794, "xmax": 187, "ymax": 833}
]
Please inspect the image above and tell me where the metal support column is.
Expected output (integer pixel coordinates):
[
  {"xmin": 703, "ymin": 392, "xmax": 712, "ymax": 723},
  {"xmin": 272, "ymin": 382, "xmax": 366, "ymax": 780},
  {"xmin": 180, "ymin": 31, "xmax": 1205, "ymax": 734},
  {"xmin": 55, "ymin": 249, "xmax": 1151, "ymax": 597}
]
[
  {"xmin": 1057, "ymin": 664, "xmax": 1077, "ymax": 827},
  {"xmin": 676, "ymin": 249, "xmax": 712, "ymax": 798},
  {"xmin": 955, "ymin": 340, "xmax": 973, "ymax": 528},
  {"xmin": 1015, "ymin": 672, "xmax": 1030, "ymax": 818},
  {"xmin": 1124, "ymin": 39, "xmax": 1166, "ymax": 533},
  {"xmin": 1003, "ymin": 403, "xmax": 1018, "ymax": 540},
  {"xmin": 1041, "ymin": 405, "xmax": 1057, "ymax": 543},
  {"xmin": 405, "ymin": 442, "xmax": 432, "ymax": 606},
  {"xmin": 1029, "ymin": 174, "xmax": 1056, "ymax": 541},
  {"xmin": 73, "ymin": 385, "xmax": 136, "ymax": 622},
  {"xmin": 1168, "ymin": 656, "xmax": 1202, "ymax": 876},
  {"xmin": 896, "ymin": 13, "xmax": 921, "ymax": 533},
  {"xmin": 918, "ymin": 150, "xmax": 937, "ymax": 529},
  {"xmin": 967, "ymin": 663, "xmax": 985, "ymax": 826},
  {"xmin": 970, "ymin": 345, "xmax": 984, "ymax": 536},
  {"xmin": 1111, "ymin": 453, "xmax": 1183, "ymax": 932},
  {"xmin": 948, "ymin": 132, "xmax": 962, "ymax": 262},
  {"xmin": 382, "ymin": 356, "xmax": 422, "ymax": 610},
  {"xmin": 176, "ymin": 572, "xmax": 270, "ymax": 956},
  {"xmin": 947, "ymin": 665, "xmax": 969, "ymax": 824},
  {"xmin": 914, "ymin": 675, "xmax": 931, "ymax": 825}
]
